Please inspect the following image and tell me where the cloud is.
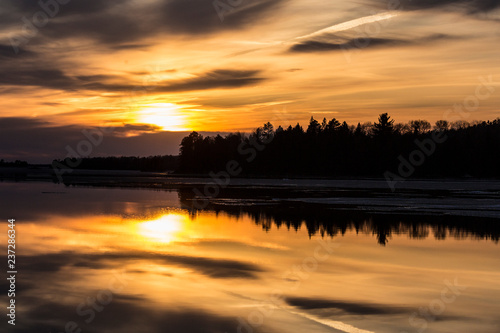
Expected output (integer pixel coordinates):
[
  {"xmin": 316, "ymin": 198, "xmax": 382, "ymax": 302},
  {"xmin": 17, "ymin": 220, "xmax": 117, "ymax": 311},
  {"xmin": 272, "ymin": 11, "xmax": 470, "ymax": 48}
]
[
  {"xmin": 77, "ymin": 69, "xmax": 265, "ymax": 93},
  {"xmin": 188, "ymin": 239, "xmax": 288, "ymax": 252},
  {"xmin": 0, "ymin": 45, "xmax": 264, "ymax": 93},
  {"xmin": 156, "ymin": 69, "xmax": 265, "ymax": 92},
  {"xmin": 290, "ymin": 37, "xmax": 406, "ymax": 52},
  {"xmin": 1, "ymin": 0, "xmax": 143, "ymax": 51},
  {"xmin": 159, "ymin": 254, "xmax": 264, "ymax": 278},
  {"xmin": 289, "ymin": 34, "xmax": 454, "ymax": 53},
  {"xmin": 9, "ymin": 0, "xmax": 128, "ymax": 17},
  {"xmin": 372, "ymin": 0, "xmax": 500, "ymax": 13},
  {"xmin": 41, "ymin": 11, "xmax": 148, "ymax": 45},
  {"xmin": 115, "ymin": 123, "xmax": 164, "ymax": 133},
  {"xmin": 0, "ymin": 46, "xmax": 81, "ymax": 91},
  {"xmin": 285, "ymin": 296, "xmax": 409, "ymax": 315},
  {"xmin": 0, "ymin": 117, "xmax": 188, "ymax": 163},
  {"xmin": 9, "ymin": 248, "xmax": 267, "ymax": 331},
  {"xmin": 19, "ymin": 251, "xmax": 264, "ymax": 279},
  {"xmin": 284, "ymin": 296, "xmax": 469, "ymax": 327},
  {"xmin": 110, "ymin": 43, "xmax": 151, "ymax": 50},
  {"xmin": 15, "ymin": 295, "xmax": 249, "ymax": 333},
  {"xmin": 294, "ymin": 12, "xmax": 399, "ymax": 41},
  {"xmin": 0, "ymin": 43, "xmax": 35, "ymax": 58},
  {"xmin": 82, "ymin": 69, "xmax": 264, "ymax": 93},
  {"xmin": 2, "ymin": 0, "xmax": 285, "ymax": 51},
  {"xmin": 0, "ymin": 67, "xmax": 78, "ymax": 90},
  {"xmin": 157, "ymin": 0, "xmax": 285, "ymax": 34}
]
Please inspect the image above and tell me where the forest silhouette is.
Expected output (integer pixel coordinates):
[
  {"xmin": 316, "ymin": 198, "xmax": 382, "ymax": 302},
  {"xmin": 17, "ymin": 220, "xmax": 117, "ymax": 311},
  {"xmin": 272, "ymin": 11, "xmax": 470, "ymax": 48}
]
[
  {"xmin": 46, "ymin": 113, "xmax": 500, "ymax": 177},
  {"xmin": 52, "ymin": 155, "xmax": 178, "ymax": 172},
  {"xmin": 178, "ymin": 114, "xmax": 500, "ymax": 178},
  {"xmin": 177, "ymin": 188, "xmax": 500, "ymax": 246}
]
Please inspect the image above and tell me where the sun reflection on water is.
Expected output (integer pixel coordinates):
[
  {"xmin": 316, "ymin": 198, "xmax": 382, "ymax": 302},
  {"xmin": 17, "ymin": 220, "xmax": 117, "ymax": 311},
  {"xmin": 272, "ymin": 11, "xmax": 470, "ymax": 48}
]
[{"xmin": 138, "ymin": 213, "xmax": 186, "ymax": 243}]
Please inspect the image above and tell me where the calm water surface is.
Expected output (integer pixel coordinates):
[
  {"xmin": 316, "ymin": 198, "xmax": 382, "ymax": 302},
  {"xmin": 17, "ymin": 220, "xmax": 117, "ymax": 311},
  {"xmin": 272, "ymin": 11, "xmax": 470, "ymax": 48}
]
[{"xmin": 1, "ymin": 182, "xmax": 499, "ymax": 333}]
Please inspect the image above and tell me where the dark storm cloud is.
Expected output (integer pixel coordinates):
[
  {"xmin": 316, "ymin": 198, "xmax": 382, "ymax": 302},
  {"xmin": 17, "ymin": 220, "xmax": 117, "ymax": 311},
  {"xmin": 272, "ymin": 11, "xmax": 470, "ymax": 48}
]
[{"xmin": 289, "ymin": 34, "xmax": 453, "ymax": 53}]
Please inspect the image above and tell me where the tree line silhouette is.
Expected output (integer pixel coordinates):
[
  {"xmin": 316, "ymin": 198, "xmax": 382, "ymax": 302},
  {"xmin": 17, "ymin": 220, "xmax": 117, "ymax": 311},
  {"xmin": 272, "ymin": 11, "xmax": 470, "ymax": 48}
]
[
  {"xmin": 178, "ymin": 114, "xmax": 500, "ymax": 177},
  {"xmin": 52, "ymin": 155, "xmax": 178, "ymax": 172},
  {"xmin": 0, "ymin": 159, "xmax": 28, "ymax": 167},
  {"xmin": 178, "ymin": 188, "xmax": 500, "ymax": 246}
]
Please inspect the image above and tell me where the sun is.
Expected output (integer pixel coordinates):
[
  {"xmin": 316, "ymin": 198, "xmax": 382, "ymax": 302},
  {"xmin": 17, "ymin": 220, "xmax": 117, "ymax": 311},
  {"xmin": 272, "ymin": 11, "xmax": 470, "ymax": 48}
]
[{"xmin": 137, "ymin": 103, "xmax": 188, "ymax": 131}]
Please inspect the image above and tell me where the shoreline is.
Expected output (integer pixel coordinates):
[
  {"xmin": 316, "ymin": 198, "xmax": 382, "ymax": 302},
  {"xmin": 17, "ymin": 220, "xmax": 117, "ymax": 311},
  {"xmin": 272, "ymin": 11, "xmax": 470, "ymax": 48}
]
[
  {"xmin": 2, "ymin": 166, "xmax": 500, "ymax": 190},
  {"xmin": 2, "ymin": 171, "xmax": 499, "ymax": 220}
]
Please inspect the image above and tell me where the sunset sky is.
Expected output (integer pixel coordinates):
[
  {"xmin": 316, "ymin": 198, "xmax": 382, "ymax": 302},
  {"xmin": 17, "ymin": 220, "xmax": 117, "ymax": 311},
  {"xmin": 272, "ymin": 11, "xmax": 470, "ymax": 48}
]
[{"xmin": 1, "ymin": 0, "xmax": 499, "ymax": 161}]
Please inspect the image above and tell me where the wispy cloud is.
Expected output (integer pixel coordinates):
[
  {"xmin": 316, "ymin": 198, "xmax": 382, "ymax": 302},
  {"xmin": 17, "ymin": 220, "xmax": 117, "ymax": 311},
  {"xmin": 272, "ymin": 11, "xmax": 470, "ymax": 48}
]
[
  {"xmin": 371, "ymin": 0, "xmax": 500, "ymax": 13},
  {"xmin": 287, "ymin": 309, "xmax": 375, "ymax": 333},
  {"xmin": 294, "ymin": 12, "xmax": 399, "ymax": 41},
  {"xmin": 290, "ymin": 33, "xmax": 455, "ymax": 53}
]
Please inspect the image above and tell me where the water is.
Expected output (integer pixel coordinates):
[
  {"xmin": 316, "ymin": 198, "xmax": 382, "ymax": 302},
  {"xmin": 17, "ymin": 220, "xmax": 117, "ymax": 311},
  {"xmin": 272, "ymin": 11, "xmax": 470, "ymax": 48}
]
[{"xmin": 1, "ymin": 181, "xmax": 499, "ymax": 333}]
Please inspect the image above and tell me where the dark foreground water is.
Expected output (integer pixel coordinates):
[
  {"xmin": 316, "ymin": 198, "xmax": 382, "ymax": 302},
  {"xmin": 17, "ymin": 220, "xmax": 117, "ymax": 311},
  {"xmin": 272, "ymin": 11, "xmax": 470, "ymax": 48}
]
[{"xmin": 1, "ymin": 181, "xmax": 499, "ymax": 333}]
